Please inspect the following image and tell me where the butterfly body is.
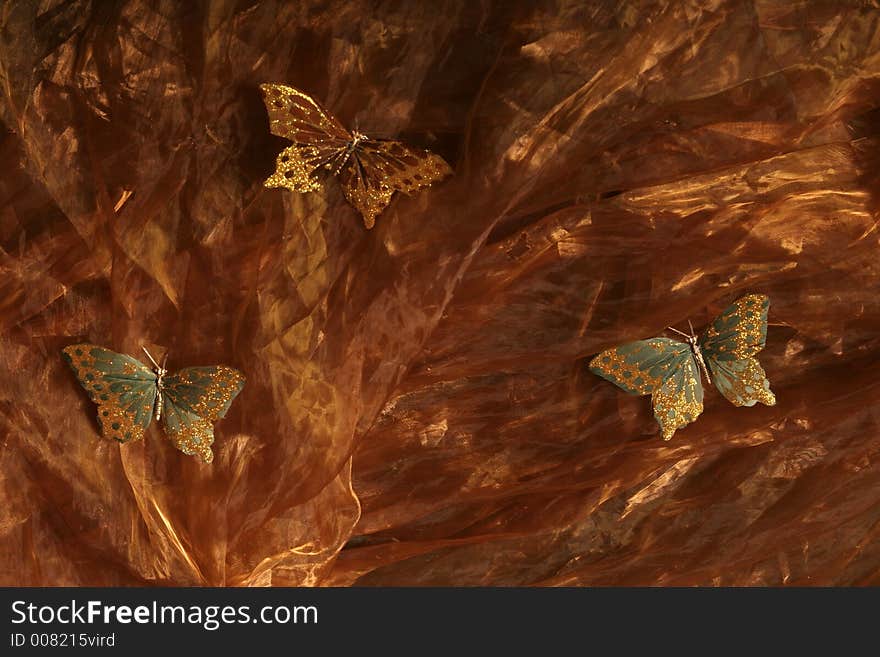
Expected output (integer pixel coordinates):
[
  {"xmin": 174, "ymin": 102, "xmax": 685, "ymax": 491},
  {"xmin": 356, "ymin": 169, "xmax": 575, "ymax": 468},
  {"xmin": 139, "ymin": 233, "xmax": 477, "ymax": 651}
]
[
  {"xmin": 63, "ymin": 344, "xmax": 245, "ymax": 463},
  {"xmin": 260, "ymin": 83, "xmax": 452, "ymax": 228},
  {"xmin": 154, "ymin": 368, "xmax": 165, "ymax": 420},
  {"xmin": 670, "ymin": 327, "xmax": 712, "ymax": 385},
  {"xmin": 327, "ymin": 130, "xmax": 367, "ymax": 175},
  {"xmin": 589, "ymin": 295, "xmax": 775, "ymax": 440},
  {"xmin": 691, "ymin": 341, "xmax": 712, "ymax": 384}
]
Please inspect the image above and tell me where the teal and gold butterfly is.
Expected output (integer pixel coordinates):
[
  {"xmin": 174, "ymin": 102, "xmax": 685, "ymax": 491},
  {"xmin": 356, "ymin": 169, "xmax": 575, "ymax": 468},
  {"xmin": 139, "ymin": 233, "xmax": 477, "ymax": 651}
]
[
  {"xmin": 62, "ymin": 344, "xmax": 245, "ymax": 463},
  {"xmin": 589, "ymin": 294, "xmax": 776, "ymax": 440}
]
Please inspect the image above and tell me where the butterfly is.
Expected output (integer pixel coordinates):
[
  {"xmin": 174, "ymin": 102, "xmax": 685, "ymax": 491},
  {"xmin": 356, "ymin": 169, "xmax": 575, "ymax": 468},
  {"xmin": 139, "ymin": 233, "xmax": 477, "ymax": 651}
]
[
  {"xmin": 260, "ymin": 83, "xmax": 452, "ymax": 229},
  {"xmin": 589, "ymin": 294, "xmax": 776, "ymax": 440},
  {"xmin": 62, "ymin": 344, "xmax": 245, "ymax": 463}
]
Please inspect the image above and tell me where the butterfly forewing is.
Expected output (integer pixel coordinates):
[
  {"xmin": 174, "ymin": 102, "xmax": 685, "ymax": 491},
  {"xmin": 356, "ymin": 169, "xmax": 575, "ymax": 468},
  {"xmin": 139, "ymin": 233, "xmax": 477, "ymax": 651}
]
[
  {"xmin": 699, "ymin": 294, "xmax": 775, "ymax": 407},
  {"xmin": 590, "ymin": 339, "xmax": 684, "ymax": 393},
  {"xmin": 699, "ymin": 294, "xmax": 769, "ymax": 360},
  {"xmin": 62, "ymin": 344, "xmax": 157, "ymax": 443},
  {"xmin": 260, "ymin": 83, "xmax": 350, "ymax": 143},
  {"xmin": 163, "ymin": 366, "xmax": 245, "ymax": 420},
  {"xmin": 589, "ymin": 338, "xmax": 704, "ymax": 440}
]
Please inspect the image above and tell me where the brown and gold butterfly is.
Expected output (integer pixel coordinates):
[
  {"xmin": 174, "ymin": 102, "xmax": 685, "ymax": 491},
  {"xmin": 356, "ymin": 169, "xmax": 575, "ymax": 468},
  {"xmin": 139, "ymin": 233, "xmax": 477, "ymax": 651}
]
[{"xmin": 260, "ymin": 83, "xmax": 452, "ymax": 229}]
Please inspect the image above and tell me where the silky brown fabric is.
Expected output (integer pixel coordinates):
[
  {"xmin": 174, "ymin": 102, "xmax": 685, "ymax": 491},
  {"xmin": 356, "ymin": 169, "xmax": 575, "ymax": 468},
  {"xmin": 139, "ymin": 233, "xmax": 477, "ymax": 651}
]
[{"xmin": 0, "ymin": 0, "xmax": 879, "ymax": 586}]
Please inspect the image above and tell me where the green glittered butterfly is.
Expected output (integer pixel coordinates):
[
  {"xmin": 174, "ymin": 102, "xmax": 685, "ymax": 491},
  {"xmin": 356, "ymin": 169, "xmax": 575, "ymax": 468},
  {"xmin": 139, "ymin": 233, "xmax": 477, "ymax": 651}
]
[
  {"xmin": 589, "ymin": 294, "xmax": 776, "ymax": 440},
  {"xmin": 62, "ymin": 344, "xmax": 245, "ymax": 463}
]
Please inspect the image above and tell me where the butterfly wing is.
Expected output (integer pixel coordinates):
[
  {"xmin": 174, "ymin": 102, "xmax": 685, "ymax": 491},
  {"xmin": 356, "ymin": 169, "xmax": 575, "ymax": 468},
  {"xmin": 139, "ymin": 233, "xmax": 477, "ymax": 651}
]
[
  {"xmin": 161, "ymin": 366, "xmax": 245, "ymax": 463},
  {"xmin": 161, "ymin": 397, "xmax": 216, "ymax": 463},
  {"xmin": 62, "ymin": 344, "xmax": 157, "ymax": 443},
  {"xmin": 589, "ymin": 338, "xmax": 704, "ymax": 440},
  {"xmin": 260, "ymin": 83, "xmax": 351, "ymax": 194},
  {"xmin": 340, "ymin": 138, "xmax": 452, "ymax": 228},
  {"xmin": 699, "ymin": 294, "xmax": 776, "ymax": 407}
]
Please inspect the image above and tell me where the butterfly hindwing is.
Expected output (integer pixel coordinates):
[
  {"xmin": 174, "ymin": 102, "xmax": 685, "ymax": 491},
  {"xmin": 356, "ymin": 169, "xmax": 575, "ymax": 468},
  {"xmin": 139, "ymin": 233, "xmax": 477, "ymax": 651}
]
[
  {"xmin": 161, "ymin": 366, "xmax": 245, "ymax": 463},
  {"xmin": 700, "ymin": 294, "xmax": 776, "ymax": 407},
  {"xmin": 264, "ymin": 144, "xmax": 332, "ymax": 195},
  {"xmin": 62, "ymin": 344, "xmax": 157, "ymax": 443},
  {"xmin": 651, "ymin": 352, "xmax": 704, "ymax": 440},
  {"xmin": 699, "ymin": 294, "xmax": 769, "ymax": 360},
  {"xmin": 161, "ymin": 396, "xmax": 215, "ymax": 463},
  {"xmin": 707, "ymin": 356, "xmax": 775, "ymax": 407},
  {"xmin": 589, "ymin": 338, "xmax": 704, "ymax": 440}
]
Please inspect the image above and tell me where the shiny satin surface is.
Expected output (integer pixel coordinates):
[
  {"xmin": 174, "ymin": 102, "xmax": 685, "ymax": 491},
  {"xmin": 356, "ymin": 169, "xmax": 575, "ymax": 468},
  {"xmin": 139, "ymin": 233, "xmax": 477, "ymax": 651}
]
[{"xmin": 1, "ymin": 0, "xmax": 879, "ymax": 586}]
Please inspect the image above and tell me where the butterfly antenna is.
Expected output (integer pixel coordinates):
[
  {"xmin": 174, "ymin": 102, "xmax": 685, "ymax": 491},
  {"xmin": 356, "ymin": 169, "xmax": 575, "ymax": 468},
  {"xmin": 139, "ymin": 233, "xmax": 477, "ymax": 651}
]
[
  {"xmin": 666, "ymin": 326, "xmax": 691, "ymax": 339},
  {"xmin": 141, "ymin": 346, "xmax": 161, "ymax": 370},
  {"xmin": 688, "ymin": 319, "xmax": 696, "ymax": 339},
  {"xmin": 160, "ymin": 351, "xmax": 168, "ymax": 370}
]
